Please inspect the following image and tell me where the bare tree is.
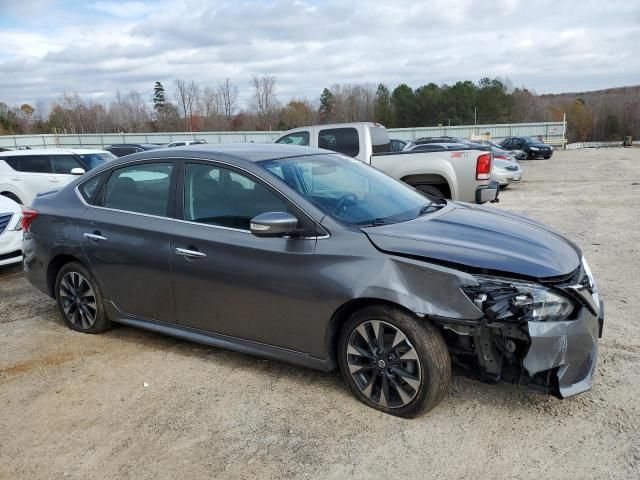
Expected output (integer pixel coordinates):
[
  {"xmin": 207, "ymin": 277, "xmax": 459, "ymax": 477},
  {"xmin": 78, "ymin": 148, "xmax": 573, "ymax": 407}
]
[
  {"xmin": 249, "ymin": 74, "xmax": 278, "ymax": 128},
  {"xmin": 197, "ymin": 86, "xmax": 222, "ymax": 130},
  {"xmin": 218, "ymin": 78, "xmax": 238, "ymax": 121},
  {"xmin": 109, "ymin": 90, "xmax": 152, "ymax": 133},
  {"xmin": 173, "ymin": 78, "xmax": 200, "ymax": 131}
]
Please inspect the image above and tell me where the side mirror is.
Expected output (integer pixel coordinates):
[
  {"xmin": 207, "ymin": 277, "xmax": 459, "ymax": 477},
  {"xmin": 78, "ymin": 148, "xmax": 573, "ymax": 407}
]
[
  {"xmin": 70, "ymin": 167, "xmax": 86, "ymax": 175},
  {"xmin": 250, "ymin": 212, "xmax": 298, "ymax": 238}
]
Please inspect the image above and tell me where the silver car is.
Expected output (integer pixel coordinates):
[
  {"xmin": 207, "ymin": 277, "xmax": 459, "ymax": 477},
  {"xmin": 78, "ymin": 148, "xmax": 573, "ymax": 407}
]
[{"xmin": 492, "ymin": 158, "xmax": 524, "ymax": 187}]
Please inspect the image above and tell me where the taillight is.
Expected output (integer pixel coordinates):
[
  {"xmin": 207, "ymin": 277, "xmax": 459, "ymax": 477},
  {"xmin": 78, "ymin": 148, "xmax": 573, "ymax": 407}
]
[
  {"xmin": 21, "ymin": 208, "xmax": 39, "ymax": 231},
  {"xmin": 476, "ymin": 153, "xmax": 492, "ymax": 180}
]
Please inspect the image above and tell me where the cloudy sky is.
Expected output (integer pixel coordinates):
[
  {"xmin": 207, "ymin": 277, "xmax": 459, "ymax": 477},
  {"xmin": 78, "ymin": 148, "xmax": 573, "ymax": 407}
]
[{"xmin": 1, "ymin": 0, "xmax": 639, "ymax": 107}]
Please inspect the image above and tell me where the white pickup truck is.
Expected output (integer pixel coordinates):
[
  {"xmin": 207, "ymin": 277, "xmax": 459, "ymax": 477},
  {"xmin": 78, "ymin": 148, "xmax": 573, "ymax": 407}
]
[{"xmin": 275, "ymin": 122, "xmax": 499, "ymax": 204}]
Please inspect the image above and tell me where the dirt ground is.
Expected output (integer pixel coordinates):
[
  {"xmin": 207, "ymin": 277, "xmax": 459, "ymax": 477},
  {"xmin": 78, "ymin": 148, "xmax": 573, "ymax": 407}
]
[{"xmin": 1, "ymin": 148, "xmax": 639, "ymax": 480}]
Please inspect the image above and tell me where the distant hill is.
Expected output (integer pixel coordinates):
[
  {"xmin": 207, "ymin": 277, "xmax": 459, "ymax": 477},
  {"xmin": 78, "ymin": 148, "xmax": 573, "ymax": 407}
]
[
  {"xmin": 539, "ymin": 85, "xmax": 640, "ymax": 101},
  {"xmin": 533, "ymin": 85, "xmax": 640, "ymax": 141}
]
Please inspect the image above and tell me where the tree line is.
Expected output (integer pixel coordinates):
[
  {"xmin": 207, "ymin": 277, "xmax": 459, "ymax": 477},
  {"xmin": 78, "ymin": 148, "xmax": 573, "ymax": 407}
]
[{"xmin": 1, "ymin": 76, "xmax": 638, "ymax": 142}]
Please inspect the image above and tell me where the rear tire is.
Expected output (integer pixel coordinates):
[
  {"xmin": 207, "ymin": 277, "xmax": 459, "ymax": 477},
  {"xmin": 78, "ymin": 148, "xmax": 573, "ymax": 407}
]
[
  {"xmin": 338, "ymin": 305, "xmax": 451, "ymax": 418},
  {"xmin": 55, "ymin": 262, "xmax": 110, "ymax": 334},
  {"xmin": 1, "ymin": 192, "xmax": 22, "ymax": 205}
]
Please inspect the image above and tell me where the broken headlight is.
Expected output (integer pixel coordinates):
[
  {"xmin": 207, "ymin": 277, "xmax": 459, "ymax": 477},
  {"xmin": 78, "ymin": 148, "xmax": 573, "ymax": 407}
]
[{"xmin": 462, "ymin": 276, "xmax": 575, "ymax": 323}]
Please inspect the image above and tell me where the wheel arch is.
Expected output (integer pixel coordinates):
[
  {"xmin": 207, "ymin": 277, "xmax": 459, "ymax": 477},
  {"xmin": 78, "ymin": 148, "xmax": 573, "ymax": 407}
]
[
  {"xmin": 1, "ymin": 189, "xmax": 24, "ymax": 205},
  {"xmin": 46, "ymin": 253, "xmax": 91, "ymax": 298},
  {"xmin": 325, "ymin": 297, "xmax": 427, "ymax": 371},
  {"xmin": 401, "ymin": 174, "xmax": 452, "ymax": 199}
]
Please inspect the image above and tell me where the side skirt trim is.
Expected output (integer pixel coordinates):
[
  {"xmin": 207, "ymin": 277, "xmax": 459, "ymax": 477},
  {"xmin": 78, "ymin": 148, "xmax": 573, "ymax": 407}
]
[{"xmin": 105, "ymin": 301, "xmax": 332, "ymax": 372}]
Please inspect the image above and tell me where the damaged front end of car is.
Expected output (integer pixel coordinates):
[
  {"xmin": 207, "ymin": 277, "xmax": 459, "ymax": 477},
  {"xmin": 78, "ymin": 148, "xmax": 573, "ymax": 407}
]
[{"xmin": 433, "ymin": 257, "xmax": 604, "ymax": 397}]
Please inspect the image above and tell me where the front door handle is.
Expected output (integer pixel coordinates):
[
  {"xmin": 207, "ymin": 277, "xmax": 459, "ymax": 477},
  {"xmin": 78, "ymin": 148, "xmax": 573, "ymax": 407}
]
[
  {"xmin": 49, "ymin": 177, "xmax": 61, "ymax": 183},
  {"xmin": 175, "ymin": 247, "xmax": 206, "ymax": 258},
  {"xmin": 11, "ymin": 176, "xmax": 21, "ymax": 181},
  {"xmin": 84, "ymin": 232, "xmax": 107, "ymax": 241}
]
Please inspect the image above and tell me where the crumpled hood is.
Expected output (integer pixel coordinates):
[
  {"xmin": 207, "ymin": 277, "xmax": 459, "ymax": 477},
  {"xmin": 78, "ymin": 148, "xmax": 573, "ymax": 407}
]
[{"xmin": 362, "ymin": 202, "xmax": 581, "ymax": 279}]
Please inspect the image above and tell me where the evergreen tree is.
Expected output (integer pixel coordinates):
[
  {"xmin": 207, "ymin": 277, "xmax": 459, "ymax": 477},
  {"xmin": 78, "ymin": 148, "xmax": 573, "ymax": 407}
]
[
  {"xmin": 319, "ymin": 88, "xmax": 335, "ymax": 123},
  {"xmin": 373, "ymin": 84, "xmax": 394, "ymax": 127},
  {"xmin": 153, "ymin": 81, "xmax": 167, "ymax": 112},
  {"xmin": 391, "ymin": 84, "xmax": 415, "ymax": 127}
]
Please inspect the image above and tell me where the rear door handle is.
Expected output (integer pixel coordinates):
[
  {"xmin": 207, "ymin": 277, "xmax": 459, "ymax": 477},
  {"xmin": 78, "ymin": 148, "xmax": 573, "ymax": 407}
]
[
  {"xmin": 175, "ymin": 248, "xmax": 206, "ymax": 258},
  {"xmin": 11, "ymin": 176, "xmax": 21, "ymax": 181},
  {"xmin": 84, "ymin": 232, "xmax": 107, "ymax": 241},
  {"xmin": 50, "ymin": 177, "xmax": 61, "ymax": 183}
]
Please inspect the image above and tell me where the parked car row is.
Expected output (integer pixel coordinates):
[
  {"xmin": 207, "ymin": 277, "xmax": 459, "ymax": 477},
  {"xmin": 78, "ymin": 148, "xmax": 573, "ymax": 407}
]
[
  {"xmin": 386, "ymin": 135, "xmax": 554, "ymax": 190},
  {"xmin": 104, "ymin": 139, "xmax": 207, "ymax": 157}
]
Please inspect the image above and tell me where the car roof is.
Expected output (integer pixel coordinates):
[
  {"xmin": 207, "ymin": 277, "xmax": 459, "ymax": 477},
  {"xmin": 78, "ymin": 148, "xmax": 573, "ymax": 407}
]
[
  {"xmin": 67, "ymin": 148, "xmax": 110, "ymax": 154},
  {"xmin": 0, "ymin": 148, "xmax": 78, "ymax": 157},
  {"xmin": 107, "ymin": 143, "xmax": 162, "ymax": 148},
  {"xmin": 107, "ymin": 143, "xmax": 334, "ymax": 165}
]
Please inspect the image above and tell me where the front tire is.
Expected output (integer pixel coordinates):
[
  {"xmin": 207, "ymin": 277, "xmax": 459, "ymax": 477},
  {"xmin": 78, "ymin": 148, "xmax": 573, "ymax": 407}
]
[
  {"xmin": 55, "ymin": 262, "xmax": 110, "ymax": 334},
  {"xmin": 338, "ymin": 305, "xmax": 451, "ymax": 418}
]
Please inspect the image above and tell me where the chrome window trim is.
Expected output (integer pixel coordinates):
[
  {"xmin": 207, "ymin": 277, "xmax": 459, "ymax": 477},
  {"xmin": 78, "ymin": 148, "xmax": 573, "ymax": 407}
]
[
  {"xmin": 173, "ymin": 217, "xmax": 251, "ymax": 234},
  {"xmin": 74, "ymin": 155, "xmax": 331, "ymax": 239}
]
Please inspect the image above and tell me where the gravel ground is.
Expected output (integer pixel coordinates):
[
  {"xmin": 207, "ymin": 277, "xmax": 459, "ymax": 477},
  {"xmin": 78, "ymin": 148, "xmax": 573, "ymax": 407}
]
[{"xmin": 1, "ymin": 148, "xmax": 639, "ymax": 479}]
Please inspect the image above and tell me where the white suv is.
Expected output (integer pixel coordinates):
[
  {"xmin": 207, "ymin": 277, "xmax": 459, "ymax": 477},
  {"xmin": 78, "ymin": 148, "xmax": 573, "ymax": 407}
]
[
  {"xmin": 0, "ymin": 194, "xmax": 22, "ymax": 267},
  {"xmin": 0, "ymin": 149, "xmax": 113, "ymax": 206}
]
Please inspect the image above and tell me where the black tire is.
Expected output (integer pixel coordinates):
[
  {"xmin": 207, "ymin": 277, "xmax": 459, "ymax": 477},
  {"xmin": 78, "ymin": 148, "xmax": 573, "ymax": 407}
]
[
  {"xmin": 1, "ymin": 192, "xmax": 22, "ymax": 205},
  {"xmin": 544, "ymin": 155, "xmax": 551, "ymax": 159},
  {"xmin": 55, "ymin": 261, "xmax": 110, "ymax": 334},
  {"xmin": 338, "ymin": 305, "xmax": 451, "ymax": 418},
  {"xmin": 414, "ymin": 184, "xmax": 445, "ymax": 198},
  {"xmin": 500, "ymin": 184, "xmax": 509, "ymax": 190}
]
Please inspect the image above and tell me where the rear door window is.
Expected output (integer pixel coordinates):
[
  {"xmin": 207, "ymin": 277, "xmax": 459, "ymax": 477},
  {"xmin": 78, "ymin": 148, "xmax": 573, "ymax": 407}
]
[
  {"xmin": 102, "ymin": 163, "xmax": 174, "ymax": 217},
  {"xmin": 51, "ymin": 155, "xmax": 84, "ymax": 174},
  {"xmin": 17, "ymin": 155, "xmax": 52, "ymax": 173},
  {"xmin": 276, "ymin": 131, "xmax": 310, "ymax": 146},
  {"xmin": 318, "ymin": 128, "xmax": 360, "ymax": 157}
]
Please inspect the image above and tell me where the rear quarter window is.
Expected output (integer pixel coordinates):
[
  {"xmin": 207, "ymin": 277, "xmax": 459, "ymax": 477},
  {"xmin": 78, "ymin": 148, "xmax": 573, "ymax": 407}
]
[
  {"xmin": 79, "ymin": 172, "xmax": 107, "ymax": 203},
  {"xmin": 2, "ymin": 157, "xmax": 21, "ymax": 171}
]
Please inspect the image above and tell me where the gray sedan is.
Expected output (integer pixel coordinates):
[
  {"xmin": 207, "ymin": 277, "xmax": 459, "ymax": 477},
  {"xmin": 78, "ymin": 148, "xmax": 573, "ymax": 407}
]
[{"xmin": 22, "ymin": 144, "xmax": 603, "ymax": 417}]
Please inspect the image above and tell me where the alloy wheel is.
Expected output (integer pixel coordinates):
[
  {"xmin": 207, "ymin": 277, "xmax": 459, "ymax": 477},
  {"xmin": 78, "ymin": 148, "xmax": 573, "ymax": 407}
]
[
  {"xmin": 59, "ymin": 272, "xmax": 98, "ymax": 330},
  {"xmin": 346, "ymin": 320, "xmax": 422, "ymax": 408}
]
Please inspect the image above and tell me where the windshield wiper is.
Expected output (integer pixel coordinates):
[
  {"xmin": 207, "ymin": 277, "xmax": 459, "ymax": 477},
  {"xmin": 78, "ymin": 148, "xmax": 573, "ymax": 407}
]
[
  {"xmin": 358, "ymin": 217, "xmax": 397, "ymax": 227},
  {"xmin": 418, "ymin": 201, "xmax": 445, "ymax": 217}
]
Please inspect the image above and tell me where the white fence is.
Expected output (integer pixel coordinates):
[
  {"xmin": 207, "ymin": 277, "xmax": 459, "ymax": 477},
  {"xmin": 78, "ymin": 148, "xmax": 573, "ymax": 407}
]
[
  {"xmin": 0, "ymin": 121, "xmax": 567, "ymax": 150},
  {"xmin": 566, "ymin": 141, "xmax": 638, "ymax": 149}
]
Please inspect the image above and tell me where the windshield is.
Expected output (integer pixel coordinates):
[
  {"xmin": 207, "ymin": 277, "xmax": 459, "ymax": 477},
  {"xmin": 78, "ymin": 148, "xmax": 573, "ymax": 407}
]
[
  {"xmin": 78, "ymin": 152, "xmax": 117, "ymax": 169},
  {"xmin": 259, "ymin": 154, "xmax": 439, "ymax": 227}
]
